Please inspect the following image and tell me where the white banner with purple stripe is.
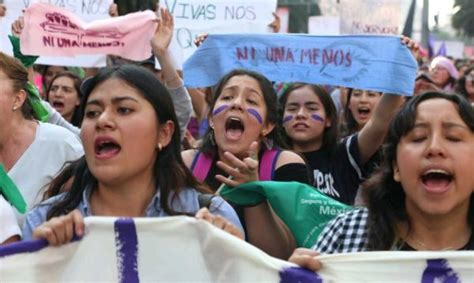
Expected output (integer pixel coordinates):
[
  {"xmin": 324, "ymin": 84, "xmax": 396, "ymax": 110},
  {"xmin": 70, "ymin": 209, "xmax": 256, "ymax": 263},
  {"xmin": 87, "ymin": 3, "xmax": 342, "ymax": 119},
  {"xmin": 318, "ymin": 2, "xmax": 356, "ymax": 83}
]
[{"xmin": 1, "ymin": 217, "xmax": 473, "ymax": 282}]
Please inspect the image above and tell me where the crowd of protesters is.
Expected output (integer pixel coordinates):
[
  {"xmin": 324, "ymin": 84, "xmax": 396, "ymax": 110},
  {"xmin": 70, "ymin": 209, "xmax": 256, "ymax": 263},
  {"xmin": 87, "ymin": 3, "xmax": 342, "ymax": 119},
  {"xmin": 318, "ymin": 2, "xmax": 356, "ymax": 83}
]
[{"xmin": 0, "ymin": 2, "xmax": 472, "ymax": 272}]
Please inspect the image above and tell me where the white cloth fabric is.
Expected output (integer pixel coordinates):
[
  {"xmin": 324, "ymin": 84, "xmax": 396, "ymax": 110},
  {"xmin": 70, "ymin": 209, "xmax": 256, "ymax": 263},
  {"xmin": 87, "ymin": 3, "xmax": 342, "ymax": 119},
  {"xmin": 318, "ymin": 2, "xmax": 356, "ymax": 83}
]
[
  {"xmin": 0, "ymin": 196, "xmax": 21, "ymax": 243},
  {"xmin": 1, "ymin": 217, "xmax": 473, "ymax": 282},
  {"xmin": 8, "ymin": 122, "xmax": 83, "ymax": 224}
]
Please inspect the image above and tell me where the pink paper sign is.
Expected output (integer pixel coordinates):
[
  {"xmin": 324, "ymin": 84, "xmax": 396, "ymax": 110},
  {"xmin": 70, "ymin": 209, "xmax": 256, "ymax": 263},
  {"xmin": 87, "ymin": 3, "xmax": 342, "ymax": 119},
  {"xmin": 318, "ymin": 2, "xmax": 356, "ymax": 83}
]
[{"xmin": 20, "ymin": 3, "xmax": 157, "ymax": 61}]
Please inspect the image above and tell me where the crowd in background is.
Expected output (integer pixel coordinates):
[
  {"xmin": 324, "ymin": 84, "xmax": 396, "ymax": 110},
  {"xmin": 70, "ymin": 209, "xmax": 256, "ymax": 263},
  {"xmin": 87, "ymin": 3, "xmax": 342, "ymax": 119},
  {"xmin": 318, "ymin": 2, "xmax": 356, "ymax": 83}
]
[{"xmin": 0, "ymin": 2, "xmax": 473, "ymax": 272}]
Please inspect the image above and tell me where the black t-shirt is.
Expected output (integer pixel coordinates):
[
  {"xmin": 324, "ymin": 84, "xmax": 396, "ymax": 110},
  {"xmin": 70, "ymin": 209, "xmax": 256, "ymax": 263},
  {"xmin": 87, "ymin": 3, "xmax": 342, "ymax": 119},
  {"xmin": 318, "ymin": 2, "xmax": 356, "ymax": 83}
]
[{"xmin": 302, "ymin": 134, "xmax": 365, "ymax": 205}]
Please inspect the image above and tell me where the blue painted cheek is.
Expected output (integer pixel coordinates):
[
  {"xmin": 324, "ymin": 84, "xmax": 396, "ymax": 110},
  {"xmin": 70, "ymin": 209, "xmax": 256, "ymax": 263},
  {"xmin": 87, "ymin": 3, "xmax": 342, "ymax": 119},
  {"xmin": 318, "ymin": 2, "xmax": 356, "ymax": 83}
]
[
  {"xmin": 282, "ymin": 115, "xmax": 294, "ymax": 124},
  {"xmin": 212, "ymin": 105, "xmax": 229, "ymax": 117},
  {"xmin": 247, "ymin": 108, "xmax": 263, "ymax": 124},
  {"xmin": 311, "ymin": 114, "xmax": 325, "ymax": 123}
]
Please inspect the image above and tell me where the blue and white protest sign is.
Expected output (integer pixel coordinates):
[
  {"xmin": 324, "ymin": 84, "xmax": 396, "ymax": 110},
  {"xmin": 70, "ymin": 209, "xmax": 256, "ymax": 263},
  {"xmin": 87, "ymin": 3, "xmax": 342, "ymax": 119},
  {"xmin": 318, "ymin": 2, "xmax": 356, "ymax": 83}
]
[
  {"xmin": 183, "ymin": 34, "xmax": 418, "ymax": 95},
  {"xmin": 1, "ymin": 217, "xmax": 473, "ymax": 282}
]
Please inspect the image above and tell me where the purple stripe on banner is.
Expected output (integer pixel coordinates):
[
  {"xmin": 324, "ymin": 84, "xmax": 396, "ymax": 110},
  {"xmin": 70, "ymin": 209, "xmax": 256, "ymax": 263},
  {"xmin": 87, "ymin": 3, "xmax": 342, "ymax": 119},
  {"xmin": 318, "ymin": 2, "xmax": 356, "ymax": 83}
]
[
  {"xmin": 282, "ymin": 115, "xmax": 293, "ymax": 124},
  {"xmin": 422, "ymin": 259, "xmax": 460, "ymax": 283},
  {"xmin": 0, "ymin": 235, "xmax": 82, "ymax": 258},
  {"xmin": 311, "ymin": 114, "xmax": 325, "ymax": 123},
  {"xmin": 279, "ymin": 266, "xmax": 322, "ymax": 283},
  {"xmin": 114, "ymin": 218, "xmax": 139, "ymax": 283},
  {"xmin": 0, "ymin": 239, "xmax": 47, "ymax": 258},
  {"xmin": 247, "ymin": 108, "xmax": 263, "ymax": 124},
  {"xmin": 212, "ymin": 105, "xmax": 229, "ymax": 116}
]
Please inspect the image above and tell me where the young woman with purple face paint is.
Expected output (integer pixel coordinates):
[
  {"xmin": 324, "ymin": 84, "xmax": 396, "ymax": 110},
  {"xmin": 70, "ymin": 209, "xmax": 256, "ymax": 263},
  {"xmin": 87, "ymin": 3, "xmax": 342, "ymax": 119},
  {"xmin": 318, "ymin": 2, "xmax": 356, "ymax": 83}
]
[
  {"xmin": 279, "ymin": 83, "xmax": 404, "ymax": 205},
  {"xmin": 21, "ymin": 65, "xmax": 244, "ymax": 245},
  {"xmin": 182, "ymin": 69, "xmax": 311, "ymax": 259},
  {"xmin": 279, "ymin": 36, "xmax": 419, "ymax": 205}
]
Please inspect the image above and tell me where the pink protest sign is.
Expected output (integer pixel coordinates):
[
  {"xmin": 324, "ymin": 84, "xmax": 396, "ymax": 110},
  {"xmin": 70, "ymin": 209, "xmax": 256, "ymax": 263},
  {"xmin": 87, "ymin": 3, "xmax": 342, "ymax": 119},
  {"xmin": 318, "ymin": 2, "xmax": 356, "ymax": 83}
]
[{"xmin": 20, "ymin": 3, "xmax": 157, "ymax": 61}]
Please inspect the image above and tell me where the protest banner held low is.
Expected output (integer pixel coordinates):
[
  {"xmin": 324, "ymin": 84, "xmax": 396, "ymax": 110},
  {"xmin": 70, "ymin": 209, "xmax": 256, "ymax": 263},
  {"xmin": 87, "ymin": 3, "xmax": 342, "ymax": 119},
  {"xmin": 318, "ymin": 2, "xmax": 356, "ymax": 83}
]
[
  {"xmin": 20, "ymin": 3, "xmax": 157, "ymax": 61},
  {"xmin": 183, "ymin": 34, "xmax": 418, "ymax": 96},
  {"xmin": 1, "ymin": 217, "xmax": 473, "ymax": 282}
]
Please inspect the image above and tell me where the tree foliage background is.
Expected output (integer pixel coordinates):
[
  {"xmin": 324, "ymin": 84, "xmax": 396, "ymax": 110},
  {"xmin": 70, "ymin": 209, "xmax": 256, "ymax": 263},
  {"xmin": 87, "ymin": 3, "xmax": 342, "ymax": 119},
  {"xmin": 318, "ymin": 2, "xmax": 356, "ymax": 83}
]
[{"xmin": 452, "ymin": 0, "xmax": 474, "ymax": 37}]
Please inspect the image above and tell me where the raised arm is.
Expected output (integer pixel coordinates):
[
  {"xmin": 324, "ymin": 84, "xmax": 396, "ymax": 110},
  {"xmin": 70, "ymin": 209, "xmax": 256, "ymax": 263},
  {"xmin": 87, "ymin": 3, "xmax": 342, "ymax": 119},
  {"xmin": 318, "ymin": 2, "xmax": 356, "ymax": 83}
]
[
  {"xmin": 357, "ymin": 36, "xmax": 419, "ymax": 164},
  {"xmin": 357, "ymin": 93, "xmax": 404, "ymax": 164},
  {"xmin": 151, "ymin": 8, "xmax": 192, "ymax": 140}
]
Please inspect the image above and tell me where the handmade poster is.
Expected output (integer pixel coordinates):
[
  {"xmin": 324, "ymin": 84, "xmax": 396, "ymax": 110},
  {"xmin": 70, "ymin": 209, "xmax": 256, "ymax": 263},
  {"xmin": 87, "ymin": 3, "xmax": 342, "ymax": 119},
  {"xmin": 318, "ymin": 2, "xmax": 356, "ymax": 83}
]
[
  {"xmin": 20, "ymin": 3, "xmax": 157, "ymax": 61},
  {"xmin": 183, "ymin": 34, "xmax": 417, "ymax": 95},
  {"xmin": 339, "ymin": 0, "xmax": 402, "ymax": 35},
  {"xmin": 161, "ymin": 0, "xmax": 277, "ymax": 66},
  {"xmin": 0, "ymin": 0, "xmax": 113, "ymax": 67}
]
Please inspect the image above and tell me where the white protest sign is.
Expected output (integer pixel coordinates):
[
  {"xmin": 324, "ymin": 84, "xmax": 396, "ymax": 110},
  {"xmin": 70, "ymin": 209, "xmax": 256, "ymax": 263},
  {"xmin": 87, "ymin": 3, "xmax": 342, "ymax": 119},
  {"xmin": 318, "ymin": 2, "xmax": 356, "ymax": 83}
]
[
  {"xmin": 308, "ymin": 16, "xmax": 340, "ymax": 35},
  {"xmin": 276, "ymin": 7, "xmax": 289, "ymax": 33},
  {"xmin": 1, "ymin": 217, "xmax": 473, "ymax": 282},
  {"xmin": 161, "ymin": 0, "xmax": 277, "ymax": 68},
  {"xmin": 0, "ymin": 0, "xmax": 112, "ymax": 67},
  {"xmin": 434, "ymin": 40, "xmax": 465, "ymax": 59},
  {"xmin": 339, "ymin": 0, "xmax": 402, "ymax": 35}
]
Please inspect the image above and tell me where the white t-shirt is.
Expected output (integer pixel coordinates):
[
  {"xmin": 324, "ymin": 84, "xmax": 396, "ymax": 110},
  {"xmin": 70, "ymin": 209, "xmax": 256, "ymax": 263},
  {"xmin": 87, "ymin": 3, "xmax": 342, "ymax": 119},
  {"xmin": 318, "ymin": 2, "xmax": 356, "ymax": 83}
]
[
  {"xmin": 0, "ymin": 196, "xmax": 21, "ymax": 243},
  {"xmin": 8, "ymin": 122, "xmax": 84, "ymax": 224}
]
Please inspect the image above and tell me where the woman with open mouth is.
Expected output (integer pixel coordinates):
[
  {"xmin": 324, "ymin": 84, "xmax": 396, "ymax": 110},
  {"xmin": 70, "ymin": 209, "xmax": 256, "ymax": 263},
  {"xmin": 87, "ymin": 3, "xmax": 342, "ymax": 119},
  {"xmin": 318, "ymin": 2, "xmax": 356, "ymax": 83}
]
[
  {"xmin": 279, "ymin": 83, "xmax": 403, "ymax": 205},
  {"xmin": 342, "ymin": 88, "xmax": 382, "ymax": 137},
  {"xmin": 21, "ymin": 64, "xmax": 244, "ymax": 244},
  {"xmin": 279, "ymin": 36, "xmax": 417, "ymax": 206},
  {"xmin": 46, "ymin": 71, "xmax": 82, "ymax": 127},
  {"xmin": 182, "ymin": 69, "xmax": 312, "ymax": 259},
  {"xmin": 289, "ymin": 91, "xmax": 474, "ymax": 269},
  {"xmin": 341, "ymin": 88, "xmax": 384, "ymax": 180}
]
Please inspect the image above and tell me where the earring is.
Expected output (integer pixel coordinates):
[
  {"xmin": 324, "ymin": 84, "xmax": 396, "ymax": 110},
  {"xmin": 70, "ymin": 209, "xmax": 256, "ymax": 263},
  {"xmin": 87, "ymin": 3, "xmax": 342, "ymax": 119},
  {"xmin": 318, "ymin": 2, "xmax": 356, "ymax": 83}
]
[
  {"xmin": 262, "ymin": 136, "xmax": 274, "ymax": 150},
  {"xmin": 12, "ymin": 106, "xmax": 17, "ymax": 112},
  {"xmin": 157, "ymin": 143, "xmax": 162, "ymax": 152},
  {"xmin": 210, "ymin": 129, "xmax": 216, "ymax": 146}
]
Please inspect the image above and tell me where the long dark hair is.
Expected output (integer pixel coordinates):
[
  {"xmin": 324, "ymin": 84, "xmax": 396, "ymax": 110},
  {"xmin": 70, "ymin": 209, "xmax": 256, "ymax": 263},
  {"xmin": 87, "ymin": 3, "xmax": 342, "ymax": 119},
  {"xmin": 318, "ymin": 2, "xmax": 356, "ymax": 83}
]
[
  {"xmin": 365, "ymin": 92, "xmax": 474, "ymax": 250},
  {"xmin": 46, "ymin": 71, "xmax": 83, "ymax": 127},
  {"xmin": 340, "ymin": 88, "xmax": 382, "ymax": 137},
  {"xmin": 455, "ymin": 66, "xmax": 474, "ymax": 100},
  {"xmin": 278, "ymin": 83, "xmax": 338, "ymax": 151},
  {"xmin": 199, "ymin": 69, "xmax": 286, "ymax": 156},
  {"xmin": 47, "ymin": 65, "xmax": 211, "ymax": 219}
]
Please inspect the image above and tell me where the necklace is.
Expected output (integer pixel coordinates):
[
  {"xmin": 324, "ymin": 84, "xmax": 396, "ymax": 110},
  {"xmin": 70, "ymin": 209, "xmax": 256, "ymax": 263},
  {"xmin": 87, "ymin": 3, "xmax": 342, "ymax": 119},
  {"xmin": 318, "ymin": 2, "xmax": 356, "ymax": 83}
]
[{"xmin": 404, "ymin": 231, "xmax": 471, "ymax": 251}]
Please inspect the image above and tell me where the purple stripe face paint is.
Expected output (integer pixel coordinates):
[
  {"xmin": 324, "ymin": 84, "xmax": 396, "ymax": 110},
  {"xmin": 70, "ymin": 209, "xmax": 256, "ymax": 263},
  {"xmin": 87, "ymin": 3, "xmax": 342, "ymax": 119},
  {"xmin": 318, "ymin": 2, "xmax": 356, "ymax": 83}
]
[
  {"xmin": 282, "ymin": 115, "xmax": 294, "ymax": 124},
  {"xmin": 311, "ymin": 114, "xmax": 325, "ymax": 123},
  {"xmin": 247, "ymin": 108, "xmax": 263, "ymax": 124},
  {"xmin": 212, "ymin": 105, "xmax": 229, "ymax": 117},
  {"xmin": 114, "ymin": 218, "xmax": 139, "ymax": 283}
]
